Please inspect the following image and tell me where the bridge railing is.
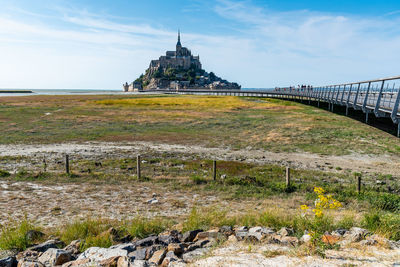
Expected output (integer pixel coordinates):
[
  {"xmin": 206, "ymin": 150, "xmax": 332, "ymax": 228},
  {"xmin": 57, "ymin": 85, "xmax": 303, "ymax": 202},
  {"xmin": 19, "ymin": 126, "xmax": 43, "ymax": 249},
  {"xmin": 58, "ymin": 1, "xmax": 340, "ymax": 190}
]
[{"xmin": 275, "ymin": 75, "xmax": 400, "ymax": 124}]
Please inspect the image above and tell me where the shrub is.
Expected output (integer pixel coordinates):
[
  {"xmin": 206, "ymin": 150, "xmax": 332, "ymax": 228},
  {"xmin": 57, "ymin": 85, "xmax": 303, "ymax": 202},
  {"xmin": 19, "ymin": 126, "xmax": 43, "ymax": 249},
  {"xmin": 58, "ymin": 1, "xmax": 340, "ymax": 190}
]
[
  {"xmin": 0, "ymin": 169, "xmax": 10, "ymax": 177},
  {"xmin": 190, "ymin": 175, "xmax": 208, "ymax": 185}
]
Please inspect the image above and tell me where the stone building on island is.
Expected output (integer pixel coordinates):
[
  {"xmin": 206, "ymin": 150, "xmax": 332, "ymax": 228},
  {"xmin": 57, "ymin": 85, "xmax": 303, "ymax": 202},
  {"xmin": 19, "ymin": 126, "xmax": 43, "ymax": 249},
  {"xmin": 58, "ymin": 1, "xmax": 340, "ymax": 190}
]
[{"xmin": 123, "ymin": 31, "xmax": 240, "ymax": 91}]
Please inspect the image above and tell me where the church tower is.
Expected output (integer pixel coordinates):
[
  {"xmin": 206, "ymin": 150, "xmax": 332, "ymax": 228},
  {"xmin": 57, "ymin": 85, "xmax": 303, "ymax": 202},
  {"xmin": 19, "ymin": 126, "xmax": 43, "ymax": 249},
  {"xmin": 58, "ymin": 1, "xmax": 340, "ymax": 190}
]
[{"xmin": 176, "ymin": 30, "xmax": 182, "ymax": 55}]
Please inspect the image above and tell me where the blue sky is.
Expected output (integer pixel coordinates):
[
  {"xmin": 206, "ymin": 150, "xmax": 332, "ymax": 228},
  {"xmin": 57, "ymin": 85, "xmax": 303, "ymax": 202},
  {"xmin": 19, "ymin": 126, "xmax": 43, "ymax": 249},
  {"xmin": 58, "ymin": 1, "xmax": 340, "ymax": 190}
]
[{"xmin": 1, "ymin": 0, "xmax": 400, "ymax": 89}]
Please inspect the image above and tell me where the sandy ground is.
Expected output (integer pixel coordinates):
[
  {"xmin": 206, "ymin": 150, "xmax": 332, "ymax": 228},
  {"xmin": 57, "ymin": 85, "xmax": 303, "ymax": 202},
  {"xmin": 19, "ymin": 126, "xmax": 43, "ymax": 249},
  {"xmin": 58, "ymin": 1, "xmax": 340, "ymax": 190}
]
[{"xmin": 0, "ymin": 141, "xmax": 399, "ymax": 176}]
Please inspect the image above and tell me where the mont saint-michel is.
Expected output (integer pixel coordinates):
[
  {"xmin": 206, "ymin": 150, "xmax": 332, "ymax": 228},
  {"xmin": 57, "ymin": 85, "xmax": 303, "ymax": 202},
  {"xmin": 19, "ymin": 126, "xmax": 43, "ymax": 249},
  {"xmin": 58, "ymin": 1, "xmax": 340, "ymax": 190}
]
[{"xmin": 123, "ymin": 31, "xmax": 241, "ymax": 91}]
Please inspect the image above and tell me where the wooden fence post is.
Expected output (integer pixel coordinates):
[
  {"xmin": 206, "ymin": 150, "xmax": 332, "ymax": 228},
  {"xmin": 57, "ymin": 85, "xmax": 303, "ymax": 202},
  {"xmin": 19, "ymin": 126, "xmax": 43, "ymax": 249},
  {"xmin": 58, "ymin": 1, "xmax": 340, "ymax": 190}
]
[
  {"xmin": 286, "ymin": 167, "xmax": 290, "ymax": 187},
  {"xmin": 43, "ymin": 156, "xmax": 47, "ymax": 172},
  {"xmin": 213, "ymin": 160, "xmax": 217, "ymax": 181},
  {"xmin": 65, "ymin": 154, "xmax": 70, "ymax": 175},
  {"xmin": 356, "ymin": 174, "xmax": 362, "ymax": 193},
  {"xmin": 137, "ymin": 155, "xmax": 141, "ymax": 179}
]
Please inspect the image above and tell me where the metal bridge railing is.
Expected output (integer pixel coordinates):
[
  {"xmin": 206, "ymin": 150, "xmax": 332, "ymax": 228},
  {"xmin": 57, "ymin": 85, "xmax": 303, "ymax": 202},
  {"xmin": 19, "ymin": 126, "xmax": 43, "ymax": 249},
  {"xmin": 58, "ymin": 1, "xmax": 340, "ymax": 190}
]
[{"xmin": 275, "ymin": 75, "xmax": 400, "ymax": 129}]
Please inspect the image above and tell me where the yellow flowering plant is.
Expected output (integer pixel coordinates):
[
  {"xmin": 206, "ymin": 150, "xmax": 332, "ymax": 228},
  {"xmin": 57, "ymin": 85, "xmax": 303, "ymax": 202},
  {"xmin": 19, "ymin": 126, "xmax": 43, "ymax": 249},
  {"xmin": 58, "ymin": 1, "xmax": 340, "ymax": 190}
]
[
  {"xmin": 299, "ymin": 187, "xmax": 342, "ymax": 256},
  {"xmin": 301, "ymin": 187, "xmax": 342, "ymax": 218}
]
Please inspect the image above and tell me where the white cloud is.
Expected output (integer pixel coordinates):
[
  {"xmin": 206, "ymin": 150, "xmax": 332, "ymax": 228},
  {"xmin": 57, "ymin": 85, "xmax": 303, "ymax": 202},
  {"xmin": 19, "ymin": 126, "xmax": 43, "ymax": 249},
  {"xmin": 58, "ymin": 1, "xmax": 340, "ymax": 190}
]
[
  {"xmin": 212, "ymin": 0, "xmax": 400, "ymax": 86},
  {"xmin": 1, "ymin": 1, "xmax": 400, "ymax": 89}
]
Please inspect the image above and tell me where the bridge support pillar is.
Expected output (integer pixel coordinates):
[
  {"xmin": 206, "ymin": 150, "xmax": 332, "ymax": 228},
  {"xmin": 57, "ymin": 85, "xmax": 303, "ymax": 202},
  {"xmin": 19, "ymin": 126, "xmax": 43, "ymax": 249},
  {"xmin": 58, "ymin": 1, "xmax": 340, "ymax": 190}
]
[
  {"xmin": 366, "ymin": 112, "xmax": 369, "ymax": 124},
  {"xmin": 398, "ymin": 123, "xmax": 400, "ymax": 138},
  {"xmin": 346, "ymin": 106, "xmax": 348, "ymax": 116},
  {"xmin": 331, "ymin": 103, "xmax": 334, "ymax": 112}
]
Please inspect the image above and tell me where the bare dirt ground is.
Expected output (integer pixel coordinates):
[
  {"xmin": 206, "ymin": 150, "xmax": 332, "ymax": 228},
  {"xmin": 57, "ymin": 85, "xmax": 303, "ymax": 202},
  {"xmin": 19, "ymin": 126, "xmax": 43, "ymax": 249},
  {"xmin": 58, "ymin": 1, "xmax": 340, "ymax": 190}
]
[
  {"xmin": 0, "ymin": 179, "xmax": 217, "ymax": 227},
  {"xmin": 0, "ymin": 141, "xmax": 398, "ymax": 227},
  {"xmin": 0, "ymin": 141, "xmax": 399, "ymax": 176}
]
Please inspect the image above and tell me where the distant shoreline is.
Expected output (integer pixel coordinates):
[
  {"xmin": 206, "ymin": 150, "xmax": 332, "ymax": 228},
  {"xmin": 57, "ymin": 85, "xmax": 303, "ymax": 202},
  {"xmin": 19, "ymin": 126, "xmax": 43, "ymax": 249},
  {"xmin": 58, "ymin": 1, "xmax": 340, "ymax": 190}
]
[{"xmin": 0, "ymin": 90, "xmax": 33, "ymax": 94}]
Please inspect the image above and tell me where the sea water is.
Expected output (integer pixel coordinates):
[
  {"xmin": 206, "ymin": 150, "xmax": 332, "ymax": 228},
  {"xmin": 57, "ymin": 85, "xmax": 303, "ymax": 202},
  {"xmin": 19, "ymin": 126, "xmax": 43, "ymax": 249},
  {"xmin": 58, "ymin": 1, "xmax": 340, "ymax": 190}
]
[{"xmin": 0, "ymin": 88, "xmax": 272, "ymax": 97}]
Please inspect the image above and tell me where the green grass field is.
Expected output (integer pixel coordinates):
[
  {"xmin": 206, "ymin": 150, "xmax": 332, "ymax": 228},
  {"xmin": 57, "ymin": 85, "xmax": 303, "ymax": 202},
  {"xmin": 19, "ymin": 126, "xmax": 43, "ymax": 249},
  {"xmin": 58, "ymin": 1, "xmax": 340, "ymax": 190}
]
[{"xmin": 0, "ymin": 94, "xmax": 399, "ymax": 156}]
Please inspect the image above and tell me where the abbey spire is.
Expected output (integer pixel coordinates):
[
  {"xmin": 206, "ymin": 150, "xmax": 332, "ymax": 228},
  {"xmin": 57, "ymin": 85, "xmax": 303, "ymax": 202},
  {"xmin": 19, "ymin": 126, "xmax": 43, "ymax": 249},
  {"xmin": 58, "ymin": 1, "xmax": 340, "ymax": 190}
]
[{"xmin": 176, "ymin": 30, "xmax": 182, "ymax": 51}]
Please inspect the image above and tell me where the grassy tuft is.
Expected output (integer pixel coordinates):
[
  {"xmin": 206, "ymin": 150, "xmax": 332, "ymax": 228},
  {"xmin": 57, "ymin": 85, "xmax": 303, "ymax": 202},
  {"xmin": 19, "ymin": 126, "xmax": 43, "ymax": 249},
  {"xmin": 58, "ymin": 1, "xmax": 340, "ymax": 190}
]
[
  {"xmin": 361, "ymin": 210, "xmax": 400, "ymax": 240},
  {"xmin": 57, "ymin": 216, "xmax": 172, "ymax": 252},
  {"xmin": 124, "ymin": 217, "xmax": 171, "ymax": 239},
  {"xmin": 0, "ymin": 219, "xmax": 40, "ymax": 251},
  {"xmin": 182, "ymin": 207, "xmax": 236, "ymax": 232},
  {"xmin": 58, "ymin": 217, "xmax": 113, "ymax": 251}
]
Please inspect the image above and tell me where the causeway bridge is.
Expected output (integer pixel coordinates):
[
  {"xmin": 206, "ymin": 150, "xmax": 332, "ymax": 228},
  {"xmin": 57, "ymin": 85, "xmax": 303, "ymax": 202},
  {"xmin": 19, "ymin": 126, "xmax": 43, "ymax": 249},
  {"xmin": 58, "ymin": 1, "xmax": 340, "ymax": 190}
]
[{"xmin": 151, "ymin": 75, "xmax": 400, "ymax": 137}]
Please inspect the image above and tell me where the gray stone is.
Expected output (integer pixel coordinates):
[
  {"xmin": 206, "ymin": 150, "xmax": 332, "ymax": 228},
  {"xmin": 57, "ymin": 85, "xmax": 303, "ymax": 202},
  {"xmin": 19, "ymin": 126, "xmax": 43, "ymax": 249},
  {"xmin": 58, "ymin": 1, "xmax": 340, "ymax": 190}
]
[
  {"xmin": 236, "ymin": 226, "xmax": 248, "ymax": 232},
  {"xmin": 129, "ymin": 248, "xmax": 147, "ymax": 261},
  {"xmin": 280, "ymin": 236, "xmax": 299, "ymax": 247},
  {"xmin": 235, "ymin": 231, "xmax": 248, "ymax": 241},
  {"xmin": 116, "ymin": 256, "xmax": 133, "ymax": 267},
  {"xmin": 277, "ymin": 227, "xmax": 294, "ymax": 237},
  {"xmin": 161, "ymin": 256, "xmax": 178, "ymax": 267},
  {"xmin": 182, "ymin": 248, "xmax": 209, "ymax": 262},
  {"xmin": 135, "ymin": 236, "xmax": 158, "ymax": 247},
  {"xmin": 147, "ymin": 198, "xmax": 158, "ymax": 204},
  {"xmin": 249, "ymin": 227, "xmax": 274, "ymax": 235},
  {"xmin": 16, "ymin": 251, "xmax": 39, "ymax": 262},
  {"xmin": 248, "ymin": 227, "xmax": 263, "ymax": 233},
  {"xmin": 181, "ymin": 230, "xmax": 202, "ymax": 243},
  {"xmin": 28, "ymin": 240, "xmax": 64, "ymax": 253},
  {"xmin": 300, "ymin": 234, "xmax": 311, "ymax": 243},
  {"xmin": 360, "ymin": 239, "xmax": 377, "ymax": 246},
  {"xmin": 63, "ymin": 240, "xmax": 81, "ymax": 256},
  {"xmin": 331, "ymin": 229, "xmax": 348, "ymax": 237},
  {"xmin": 389, "ymin": 240, "xmax": 400, "ymax": 250},
  {"xmin": 145, "ymin": 245, "xmax": 164, "ymax": 260},
  {"xmin": 246, "ymin": 232, "xmax": 263, "ymax": 242},
  {"xmin": 109, "ymin": 243, "xmax": 136, "ymax": 253},
  {"xmin": 219, "ymin": 226, "xmax": 233, "ymax": 236},
  {"xmin": 165, "ymin": 251, "xmax": 177, "ymax": 259},
  {"xmin": 0, "ymin": 256, "xmax": 16, "ymax": 267},
  {"xmin": 77, "ymin": 247, "xmax": 128, "ymax": 262},
  {"xmin": 193, "ymin": 231, "xmax": 224, "ymax": 242},
  {"xmin": 0, "ymin": 251, "xmax": 16, "ymax": 260},
  {"xmin": 148, "ymin": 249, "xmax": 166, "ymax": 265},
  {"xmin": 167, "ymin": 243, "xmax": 184, "ymax": 255},
  {"xmin": 37, "ymin": 249, "xmax": 71, "ymax": 267},
  {"xmin": 344, "ymin": 227, "xmax": 369, "ymax": 242},
  {"xmin": 158, "ymin": 235, "xmax": 180, "ymax": 246},
  {"xmin": 186, "ymin": 239, "xmax": 210, "ymax": 252}
]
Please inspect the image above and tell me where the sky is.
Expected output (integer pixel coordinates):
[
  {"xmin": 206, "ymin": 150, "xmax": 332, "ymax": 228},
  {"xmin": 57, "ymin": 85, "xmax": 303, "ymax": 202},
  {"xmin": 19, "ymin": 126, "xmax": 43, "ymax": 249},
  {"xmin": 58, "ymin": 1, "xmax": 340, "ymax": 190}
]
[{"xmin": 1, "ymin": 0, "xmax": 400, "ymax": 89}]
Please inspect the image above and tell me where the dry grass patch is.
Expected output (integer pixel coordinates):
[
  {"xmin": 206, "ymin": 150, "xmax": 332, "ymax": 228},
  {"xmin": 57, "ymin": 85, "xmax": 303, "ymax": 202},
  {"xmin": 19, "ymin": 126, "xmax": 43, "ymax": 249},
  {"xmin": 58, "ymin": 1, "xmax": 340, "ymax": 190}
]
[{"xmin": 95, "ymin": 96, "xmax": 286, "ymax": 112}]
